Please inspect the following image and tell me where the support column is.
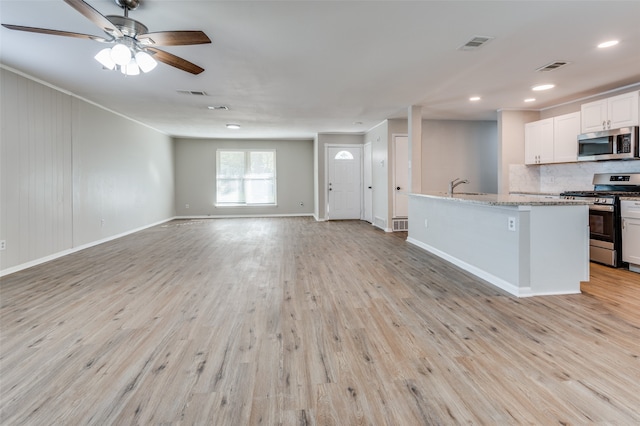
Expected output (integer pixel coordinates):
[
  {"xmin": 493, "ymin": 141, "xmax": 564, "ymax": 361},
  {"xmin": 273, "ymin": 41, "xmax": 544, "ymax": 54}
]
[{"xmin": 408, "ymin": 105, "xmax": 422, "ymax": 193}]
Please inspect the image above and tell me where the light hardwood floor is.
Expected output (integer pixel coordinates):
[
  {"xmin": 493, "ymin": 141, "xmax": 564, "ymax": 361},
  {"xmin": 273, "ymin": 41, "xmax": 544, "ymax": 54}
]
[{"xmin": 1, "ymin": 217, "xmax": 639, "ymax": 425}]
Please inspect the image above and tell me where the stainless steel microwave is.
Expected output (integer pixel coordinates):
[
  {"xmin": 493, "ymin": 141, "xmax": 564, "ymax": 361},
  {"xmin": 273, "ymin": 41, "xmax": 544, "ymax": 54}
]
[{"xmin": 578, "ymin": 126, "xmax": 639, "ymax": 161}]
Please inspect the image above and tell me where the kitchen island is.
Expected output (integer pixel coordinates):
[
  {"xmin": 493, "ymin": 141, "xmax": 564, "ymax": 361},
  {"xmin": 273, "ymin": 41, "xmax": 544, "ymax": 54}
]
[{"xmin": 407, "ymin": 192, "xmax": 592, "ymax": 297}]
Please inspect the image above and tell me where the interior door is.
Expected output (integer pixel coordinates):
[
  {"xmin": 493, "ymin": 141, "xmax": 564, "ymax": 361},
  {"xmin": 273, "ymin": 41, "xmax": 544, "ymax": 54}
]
[
  {"xmin": 363, "ymin": 142, "xmax": 372, "ymax": 223},
  {"xmin": 393, "ymin": 135, "xmax": 409, "ymax": 218},
  {"xmin": 327, "ymin": 146, "xmax": 362, "ymax": 220}
]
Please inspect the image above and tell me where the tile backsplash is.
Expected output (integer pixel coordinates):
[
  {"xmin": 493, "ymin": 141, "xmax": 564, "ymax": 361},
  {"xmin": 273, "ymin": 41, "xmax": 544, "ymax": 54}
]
[{"xmin": 510, "ymin": 160, "xmax": 640, "ymax": 193}]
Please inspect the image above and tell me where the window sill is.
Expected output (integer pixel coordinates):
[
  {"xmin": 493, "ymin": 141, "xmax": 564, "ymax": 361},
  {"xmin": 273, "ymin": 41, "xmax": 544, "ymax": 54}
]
[{"xmin": 215, "ymin": 204, "xmax": 278, "ymax": 208}]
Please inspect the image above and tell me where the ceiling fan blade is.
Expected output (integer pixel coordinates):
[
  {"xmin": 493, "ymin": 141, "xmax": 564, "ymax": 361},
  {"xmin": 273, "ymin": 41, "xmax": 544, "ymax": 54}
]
[
  {"xmin": 137, "ymin": 31, "xmax": 211, "ymax": 46},
  {"xmin": 2, "ymin": 24, "xmax": 113, "ymax": 43},
  {"xmin": 147, "ymin": 47, "xmax": 205, "ymax": 75},
  {"xmin": 1, "ymin": 24, "xmax": 111, "ymax": 42},
  {"xmin": 64, "ymin": 0, "xmax": 123, "ymax": 38}
]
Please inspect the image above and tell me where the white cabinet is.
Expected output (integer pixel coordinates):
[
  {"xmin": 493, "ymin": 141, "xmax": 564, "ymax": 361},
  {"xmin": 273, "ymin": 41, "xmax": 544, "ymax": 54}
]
[
  {"xmin": 621, "ymin": 199, "xmax": 640, "ymax": 272},
  {"xmin": 525, "ymin": 118, "xmax": 554, "ymax": 164},
  {"xmin": 553, "ymin": 111, "xmax": 580, "ymax": 163},
  {"xmin": 581, "ymin": 91, "xmax": 639, "ymax": 133},
  {"xmin": 525, "ymin": 112, "xmax": 580, "ymax": 165}
]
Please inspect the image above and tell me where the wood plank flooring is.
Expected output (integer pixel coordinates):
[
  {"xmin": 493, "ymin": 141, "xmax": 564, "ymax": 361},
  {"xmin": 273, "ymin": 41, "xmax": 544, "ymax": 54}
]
[{"xmin": 1, "ymin": 217, "xmax": 639, "ymax": 425}]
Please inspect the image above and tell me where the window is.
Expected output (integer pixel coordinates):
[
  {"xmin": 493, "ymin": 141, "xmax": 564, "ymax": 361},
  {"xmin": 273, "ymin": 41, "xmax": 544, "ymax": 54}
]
[{"xmin": 216, "ymin": 149, "xmax": 276, "ymax": 205}]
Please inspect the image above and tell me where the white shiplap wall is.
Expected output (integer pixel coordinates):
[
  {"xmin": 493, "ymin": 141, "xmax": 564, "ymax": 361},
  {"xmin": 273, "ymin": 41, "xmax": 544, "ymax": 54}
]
[
  {"xmin": 1, "ymin": 70, "xmax": 74, "ymax": 269},
  {"xmin": 0, "ymin": 68, "xmax": 175, "ymax": 275}
]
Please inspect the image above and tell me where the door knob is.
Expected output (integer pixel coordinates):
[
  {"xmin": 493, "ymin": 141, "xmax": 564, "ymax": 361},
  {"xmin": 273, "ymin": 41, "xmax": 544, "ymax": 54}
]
[{"xmin": 396, "ymin": 186, "xmax": 401, "ymax": 190}]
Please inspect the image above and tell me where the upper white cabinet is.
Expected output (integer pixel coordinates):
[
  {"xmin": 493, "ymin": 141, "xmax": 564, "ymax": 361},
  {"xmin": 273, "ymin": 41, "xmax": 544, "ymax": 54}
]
[
  {"xmin": 525, "ymin": 118, "xmax": 554, "ymax": 165},
  {"xmin": 553, "ymin": 111, "xmax": 581, "ymax": 163},
  {"xmin": 581, "ymin": 91, "xmax": 639, "ymax": 133},
  {"xmin": 525, "ymin": 112, "xmax": 580, "ymax": 165}
]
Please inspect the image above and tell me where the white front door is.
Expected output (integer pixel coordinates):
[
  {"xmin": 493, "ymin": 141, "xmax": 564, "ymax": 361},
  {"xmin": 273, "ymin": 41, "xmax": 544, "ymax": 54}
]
[
  {"xmin": 363, "ymin": 142, "xmax": 373, "ymax": 223},
  {"xmin": 327, "ymin": 146, "xmax": 362, "ymax": 220},
  {"xmin": 393, "ymin": 135, "xmax": 409, "ymax": 218}
]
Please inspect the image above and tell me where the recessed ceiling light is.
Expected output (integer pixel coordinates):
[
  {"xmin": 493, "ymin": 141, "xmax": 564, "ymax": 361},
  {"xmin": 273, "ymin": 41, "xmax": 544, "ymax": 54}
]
[
  {"xmin": 598, "ymin": 40, "xmax": 619, "ymax": 48},
  {"xmin": 352, "ymin": 121, "xmax": 363, "ymax": 125},
  {"xmin": 469, "ymin": 96, "xmax": 481, "ymax": 101},
  {"xmin": 208, "ymin": 105, "xmax": 229, "ymax": 110},
  {"xmin": 524, "ymin": 98, "xmax": 536, "ymax": 103},
  {"xmin": 226, "ymin": 123, "xmax": 241, "ymax": 130},
  {"xmin": 532, "ymin": 84, "xmax": 555, "ymax": 91}
]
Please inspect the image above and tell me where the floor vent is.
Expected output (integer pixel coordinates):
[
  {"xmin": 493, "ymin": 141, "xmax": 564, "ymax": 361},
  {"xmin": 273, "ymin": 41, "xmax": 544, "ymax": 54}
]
[
  {"xmin": 392, "ymin": 219, "xmax": 409, "ymax": 231},
  {"xmin": 536, "ymin": 61, "xmax": 570, "ymax": 72},
  {"xmin": 458, "ymin": 36, "xmax": 494, "ymax": 51}
]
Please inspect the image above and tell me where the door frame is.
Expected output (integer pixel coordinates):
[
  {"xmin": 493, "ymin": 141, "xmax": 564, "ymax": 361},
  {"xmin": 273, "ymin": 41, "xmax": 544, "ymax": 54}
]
[
  {"xmin": 392, "ymin": 133, "xmax": 409, "ymax": 219},
  {"xmin": 363, "ymin": 142, "xmax": 373, "ymax": 223},
  {"xmin": 324, "ymin": 144, "xmax": 363, "ymax": 221}
]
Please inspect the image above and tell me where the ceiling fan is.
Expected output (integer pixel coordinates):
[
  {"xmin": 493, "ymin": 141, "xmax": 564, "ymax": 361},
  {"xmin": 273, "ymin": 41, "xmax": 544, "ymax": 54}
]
[{"xmin": 1, "ymin": 0, "xmax": 211, "ymax": 75}]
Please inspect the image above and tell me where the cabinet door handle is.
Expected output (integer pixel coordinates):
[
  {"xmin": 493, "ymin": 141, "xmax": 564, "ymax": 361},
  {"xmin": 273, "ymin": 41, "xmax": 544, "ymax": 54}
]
[
  {"xmin": 603, "ymin": 120, "xmax": 606, "ymax": 129},
  {"xmin": 607, "ymin": 120, "xmax": 611, "ymax": 128}
]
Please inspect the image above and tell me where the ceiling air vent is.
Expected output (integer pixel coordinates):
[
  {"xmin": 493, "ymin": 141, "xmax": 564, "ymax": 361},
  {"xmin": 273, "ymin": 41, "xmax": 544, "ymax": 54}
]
[
  {"xmin": 536, "ymin": 61, "xmax": 571, "ymax": 72},
  {"xmin": 177, "ymin": 90, "xmax": 209, "ymax": 96},
  {"xmin": 458, "ymin": 36, "xmax": 494, "ymax": 51}
]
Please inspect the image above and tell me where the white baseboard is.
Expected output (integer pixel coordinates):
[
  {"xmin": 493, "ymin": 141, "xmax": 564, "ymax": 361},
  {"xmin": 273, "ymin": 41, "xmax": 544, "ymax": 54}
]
[{"xmin": 175, "ymin": 213, "xmax": 315, "ymax": 220}]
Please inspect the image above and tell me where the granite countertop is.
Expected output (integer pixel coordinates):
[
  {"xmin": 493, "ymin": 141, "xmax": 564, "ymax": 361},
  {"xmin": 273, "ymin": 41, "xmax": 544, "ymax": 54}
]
[{"xmin": 410, "ymin": 191, "xmax": 593, "ymax": 206}]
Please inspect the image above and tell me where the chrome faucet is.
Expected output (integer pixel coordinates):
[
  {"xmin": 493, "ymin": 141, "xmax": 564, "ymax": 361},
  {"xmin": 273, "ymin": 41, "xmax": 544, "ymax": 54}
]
[{"xmin": 449, "ymin": 178, "xmax": 469, "ymax": 195}]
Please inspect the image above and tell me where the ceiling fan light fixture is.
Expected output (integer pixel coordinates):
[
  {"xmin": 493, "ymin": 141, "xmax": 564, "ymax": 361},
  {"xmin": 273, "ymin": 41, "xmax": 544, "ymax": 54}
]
[
  {"xmin": 95, "ymin": 48, "xmax": 116, "ymax": 70},
  {"xmin": 110, "ymin": 43, "xmax": 132, "ymax": 66},
  {"xmin": 135, "ymin": 51, "xmax": 157, "ymax": 73}
]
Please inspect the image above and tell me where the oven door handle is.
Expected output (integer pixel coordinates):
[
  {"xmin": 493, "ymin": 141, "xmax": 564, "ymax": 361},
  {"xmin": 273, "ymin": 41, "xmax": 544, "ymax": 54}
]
[{"xmin": 589, "ymin": 204, "xmax": 614, "ymax": 212}]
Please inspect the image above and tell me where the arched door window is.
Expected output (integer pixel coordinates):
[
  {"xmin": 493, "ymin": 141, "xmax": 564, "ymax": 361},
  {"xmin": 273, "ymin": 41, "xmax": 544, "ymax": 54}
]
[{"xmin": 334, "ymin": 150, "xmax": 354, "ymax": 160}]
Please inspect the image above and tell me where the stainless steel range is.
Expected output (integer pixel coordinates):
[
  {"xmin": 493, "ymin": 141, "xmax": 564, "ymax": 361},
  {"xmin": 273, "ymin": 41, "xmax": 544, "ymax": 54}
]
[{"xmin": 561, "ymin": 173, "xmax": 640, "ymax": 267}]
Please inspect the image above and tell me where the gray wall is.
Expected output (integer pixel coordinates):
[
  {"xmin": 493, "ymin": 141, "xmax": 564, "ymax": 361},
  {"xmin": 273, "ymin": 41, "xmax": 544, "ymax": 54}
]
[
  {"xmin": 421, "ymin": 120, "xmax": 498, "ymax": 194},
  {"xmin": 174, "ymin": 138, "xmax": 314, "ymax": 217},
  {"xmin": 0, "ymin": 68, "xmax": 175, "ymax": 274}
]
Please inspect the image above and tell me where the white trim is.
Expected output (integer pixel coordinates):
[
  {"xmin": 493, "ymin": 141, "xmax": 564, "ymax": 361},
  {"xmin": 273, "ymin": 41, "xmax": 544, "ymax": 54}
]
[
  {"xmin": 0, "ymin": 217, "xmax": 175, "ymax": 278},
  {"xmin": 175, "ymin": 213, "xmax": 314, "ymax": 219}
]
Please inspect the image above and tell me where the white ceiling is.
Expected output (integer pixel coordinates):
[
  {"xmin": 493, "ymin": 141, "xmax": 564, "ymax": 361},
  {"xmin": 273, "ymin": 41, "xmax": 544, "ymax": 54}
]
[{"xmin": 1, "ymin": 0, "xmax": 640, "ymax": 139}]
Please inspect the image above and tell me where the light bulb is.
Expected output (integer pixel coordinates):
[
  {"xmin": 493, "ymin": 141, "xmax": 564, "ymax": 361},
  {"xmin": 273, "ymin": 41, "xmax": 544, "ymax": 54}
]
[
  {"xmin": 135, "ymin": 51, "xmax": 157, "ymax": 73},
  {"xmin": 121, "ymin": 59, "xmax": 140, "ymax": 76},
  {"xmin": 110, "ymin": 43, "xmax": 132, "ymax": 66},
  {"xmin": 95, "ymin": 48, "xmax": 116, "ymax": 70}
]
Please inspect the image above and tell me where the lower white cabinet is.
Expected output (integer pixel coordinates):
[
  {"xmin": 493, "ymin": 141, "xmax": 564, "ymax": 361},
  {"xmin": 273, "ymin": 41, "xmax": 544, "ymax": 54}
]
[
  {"xmin": 621, "ymin": 199, "xmax": 640, "ymax": 271},
  {"xmin": 525, "ymin": 112, "xmax": 580, "ymax": 165}
]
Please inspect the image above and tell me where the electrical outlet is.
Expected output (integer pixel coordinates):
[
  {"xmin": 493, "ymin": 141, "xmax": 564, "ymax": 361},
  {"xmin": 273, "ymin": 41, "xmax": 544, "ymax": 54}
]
[
  {"xmin": 508, "ymin": 217, "xmax": 517, "ymax": 232},
  {"xmin": 0, "ymin": 240, "xmax": 5, "ymax": 250},
  {"xmin": 185, "ymin": 204, "xmax": 190, "ymax": 209}
]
